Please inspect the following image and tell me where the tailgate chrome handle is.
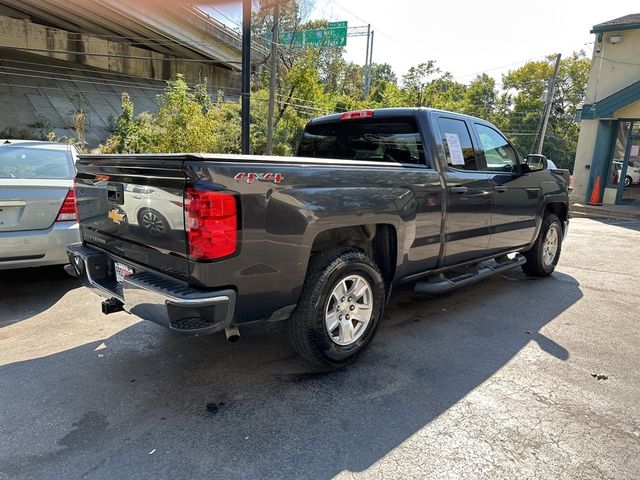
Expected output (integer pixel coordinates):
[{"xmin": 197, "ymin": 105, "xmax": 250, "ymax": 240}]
[{"xmin": 450, "ymin": 186, "xmax": 468, "ymax": 194}]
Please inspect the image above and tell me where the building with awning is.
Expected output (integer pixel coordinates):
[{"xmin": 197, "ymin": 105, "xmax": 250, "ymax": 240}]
[
  {"xmin": 573, "ymin": 14, "xmax": 640, "ymax": 208},
  {"xmin": 0, "ymin": 0, "xmax": 244, "ymax": 146}
]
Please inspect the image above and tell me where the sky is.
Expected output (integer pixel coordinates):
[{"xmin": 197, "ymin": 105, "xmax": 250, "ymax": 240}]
[{"xmin": 202, "ymin": 0, "xmax": 640, "ymax": 84}]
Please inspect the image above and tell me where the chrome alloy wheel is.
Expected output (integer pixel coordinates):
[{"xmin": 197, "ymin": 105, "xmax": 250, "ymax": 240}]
[
  {"xmin": 141, "ymin": 210, "xmax": 166, "ymax": 235},
  {"xmin": 324, "ymin": 274, "xmax": 373, "ymax": 346},
  {"xmin": 542, "ymin": 226, "xmax": 559, "ymax": 267}
]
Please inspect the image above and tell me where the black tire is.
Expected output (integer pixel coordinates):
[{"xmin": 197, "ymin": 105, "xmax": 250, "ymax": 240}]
[
  {"xmin": 624, "ymin": 176, "xmax": 632, "ymax": 188},
  {"xmin": 287, "ymin": 248, "xmax": 386, "ymax": 368},
  {"xmin": 522, "ymin": 213, "xmax": 563, "ymax": 277}
]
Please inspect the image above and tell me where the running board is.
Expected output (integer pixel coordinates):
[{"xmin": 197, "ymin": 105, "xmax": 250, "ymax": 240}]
[{"xmin": 414, "ymin": 254, "xmax": 527, "ymax": 295}]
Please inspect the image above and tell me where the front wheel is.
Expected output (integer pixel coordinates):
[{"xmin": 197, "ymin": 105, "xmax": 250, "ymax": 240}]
[
  {"xmin": 287, "ymin": 249, "xmax": 386, "ymax": 367},
  {"xmin": 522, "ymin": 213, "xmax": 563, "ymax": 277},
  {"xmin": 624, "ymin": 176, "xmax": 632, "ymax": 188}
]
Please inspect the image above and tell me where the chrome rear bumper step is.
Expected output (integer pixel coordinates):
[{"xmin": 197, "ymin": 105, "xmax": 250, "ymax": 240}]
[{"xmin": 67, "ymin": 243, "xmax": 236, "ymax": 334}]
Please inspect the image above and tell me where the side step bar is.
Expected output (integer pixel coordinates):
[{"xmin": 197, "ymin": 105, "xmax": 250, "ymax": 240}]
[{"xmin": 414, "ymin": 254, "xmax": 526, "ymax": 295}]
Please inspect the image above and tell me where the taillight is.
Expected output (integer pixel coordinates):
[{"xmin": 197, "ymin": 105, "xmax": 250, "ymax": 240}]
[
  {"xmin": 185, "ymin": 187, "xmax": 238, "ymax": 261},
  {"xmin": 340, "ymin": 109, "xmax": 374, "ymax": 120},
  {"xmin": 55, "ymin": 188, "xmax": 78, "ymax": 222}
]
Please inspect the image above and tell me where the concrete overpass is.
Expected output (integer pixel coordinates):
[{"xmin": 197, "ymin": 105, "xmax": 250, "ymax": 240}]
[{"xmin": 0, "ymin": 0, "xmax": 248, "ymax": 146}]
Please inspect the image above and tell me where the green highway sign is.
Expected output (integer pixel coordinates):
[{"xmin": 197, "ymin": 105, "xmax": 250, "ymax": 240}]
[{"xmin": 266, "ymin": 21, "xmax": 348, "ymax": 48}]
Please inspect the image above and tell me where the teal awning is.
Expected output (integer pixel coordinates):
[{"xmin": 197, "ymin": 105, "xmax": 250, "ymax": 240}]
[{"xmin": 580, "ymin": 79, "xmax": 640, "ymax": 119}]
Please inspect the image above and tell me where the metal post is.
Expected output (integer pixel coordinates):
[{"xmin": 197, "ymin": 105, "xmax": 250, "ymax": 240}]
[
  {"xmin": 241, "ymin": 0, "xmax": 251, "ymax": 155},
  {"xmin": 534, "ymin": 53, "xmax": 562, "ymax": 155},
  {"xmin": 266, "ymin": 3, "xmax": 279, "ymax": 155},
  {"xmin": 363, "ymin": 24, "xmax": 370, "ymax": 98},
  {"xmin": 366, "ymin": 30, "xmax": 374, "ymax": 95}
]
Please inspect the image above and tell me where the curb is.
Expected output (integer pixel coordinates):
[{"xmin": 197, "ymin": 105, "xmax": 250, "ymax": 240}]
[{"xmin": 570, "ymin": 203, "xmax": 640, "ymax": 221}]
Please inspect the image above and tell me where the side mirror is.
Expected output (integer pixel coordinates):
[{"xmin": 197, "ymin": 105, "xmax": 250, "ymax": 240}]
[{"xmin": 525, "ymin": 154, "xmax": 548, "ymax": 172}]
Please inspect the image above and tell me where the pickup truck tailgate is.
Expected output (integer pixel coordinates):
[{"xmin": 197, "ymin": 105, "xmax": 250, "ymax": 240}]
[{"xmin": 75, "ymin": 155, "xmax": 189, "ymax": 278}]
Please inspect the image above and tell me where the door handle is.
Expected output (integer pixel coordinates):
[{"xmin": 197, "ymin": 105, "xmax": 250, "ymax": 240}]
[
  {"xmin": 450, "ymin": 186, "xmax": 468, "ymax": 194},
  {"xmin": 494, "ymin": 186, "xmax": 508, "ymax": 193}
]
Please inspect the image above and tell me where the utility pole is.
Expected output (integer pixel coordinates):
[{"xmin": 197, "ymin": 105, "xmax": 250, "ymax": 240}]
[
  {"xmin": 265, "ymin": 3, "xmax": 279, "ymax": 155},
  {"xmin": 241, "ymin": 0, "xmax": 251, "ymax": 155},
  {"xmin": 365, "ymin": 30, "xmax": 374, "ymax": 96},
  {"xmin": 533, "ymin": 53, "xmax": 562, "ymax": 155},
  {"xmin": 363, "ymin": 24, "xmax": 370, "ymax": 98}
]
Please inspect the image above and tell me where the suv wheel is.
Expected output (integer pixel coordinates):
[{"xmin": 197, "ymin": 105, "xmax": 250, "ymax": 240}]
[
  {"xmin": 138, "ymin": 208, "xmax": 169, "ymax": 236},
  {"xmin": 624, "ymin": 175, "xmax": 632, "ymax": 188},
  {"xmin": 522, "ymin": 213, "xmax": 563, "ymax": 277},
  {"xmin": 287, "ymin": 248, "xmax": 385, "ymax": 367}
]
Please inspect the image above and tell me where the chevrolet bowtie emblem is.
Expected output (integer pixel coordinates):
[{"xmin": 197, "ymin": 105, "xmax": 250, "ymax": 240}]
[{"xmin": 108, "ymin": 208, "xmax": 125, "ymax": 225}]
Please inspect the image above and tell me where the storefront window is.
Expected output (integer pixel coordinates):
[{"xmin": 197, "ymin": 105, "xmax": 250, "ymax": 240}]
[
  {"xmin": 621, "ymin": 123, "xmax": 640, "ymax": 203},
  {"xmin": 608, "ymin": 121, "xmax": 631, "ymax": 186}
]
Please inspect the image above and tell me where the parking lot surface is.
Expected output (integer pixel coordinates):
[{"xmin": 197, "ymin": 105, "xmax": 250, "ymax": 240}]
[{"xmin": 1, "ymin": 217, "xmax": 639, "ymax": 479}]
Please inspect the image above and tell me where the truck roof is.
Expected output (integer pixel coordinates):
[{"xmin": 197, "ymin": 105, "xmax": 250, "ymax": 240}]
[{"xmin": 307, "ymin": 107, "xmax": 489, "ymax": 126}]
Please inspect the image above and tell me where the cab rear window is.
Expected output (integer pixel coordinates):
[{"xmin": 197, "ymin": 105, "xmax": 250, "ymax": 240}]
[{"xmin": 298, "ymin": 119, "xmax": 427, "ymax": 166}]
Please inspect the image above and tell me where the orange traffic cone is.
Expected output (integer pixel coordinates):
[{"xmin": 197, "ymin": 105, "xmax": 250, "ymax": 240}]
[{"xmin": 587, "ymin": 175, "xmax": 602, "ymax": 206}]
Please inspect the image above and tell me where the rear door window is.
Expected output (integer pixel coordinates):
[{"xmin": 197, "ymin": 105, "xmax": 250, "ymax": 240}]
[
  {"xmin": 0, "ymin": 146, "xmax": 74, "ymax": 179},
  {"xmin": 298, "ymin": 118, "xmax": 428, "ymax": 166},
  {"xmin": 436, "ymin": 117, "xmax": 479, "ymax": 171}
]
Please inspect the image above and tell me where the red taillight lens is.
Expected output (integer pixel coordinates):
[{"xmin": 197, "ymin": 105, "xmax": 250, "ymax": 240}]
[
  {"xmin": 185, "ymin": 187, "xmax": 238, "ymax": 261},
  {"xmin": 340, "ymin": 109, "xmax": 374, "ymax": 120},
  {"xmin": 55, "ymin": 188, "xmax": 78, "ymax": 222}
]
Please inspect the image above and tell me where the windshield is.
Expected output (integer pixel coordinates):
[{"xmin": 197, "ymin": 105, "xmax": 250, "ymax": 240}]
[{"xmin": 0, "ymin": 146, "xmax": 74, "ymax": 179}]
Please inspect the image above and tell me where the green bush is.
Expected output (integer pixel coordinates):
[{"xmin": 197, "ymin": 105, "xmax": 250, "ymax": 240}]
[{"xmin": 101, "ymin": 75, "xmax": 243, "ymax": 154}]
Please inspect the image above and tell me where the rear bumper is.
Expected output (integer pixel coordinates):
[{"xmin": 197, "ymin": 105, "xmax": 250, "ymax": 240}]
[
  {"xmin": 66, "ymin": 243, "xmax": 236, "ymax": 334},
  {"xmin": 0, "ymin": 222, "xmax": 80, "ymax": 270}
]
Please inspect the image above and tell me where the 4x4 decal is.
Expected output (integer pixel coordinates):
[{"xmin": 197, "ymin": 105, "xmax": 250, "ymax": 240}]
[{"xmin": 234, "ymin": 172, "xmax": 284, "ymax": 184}]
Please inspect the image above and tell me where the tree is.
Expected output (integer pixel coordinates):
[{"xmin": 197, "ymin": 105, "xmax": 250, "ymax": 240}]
[
  {"xmin": 402, "ymin": 61, "xmax": 440, "ymax": 106},
  {"xmin": 460, "ymin": 73, "xmax": 498, "ymax": 120},
  {"xmin": 422, "ymin": 72, "xmax": 466, "ymax": 111},
  {"xmin": 370, "ymin": 63, "xmax": 398, "ymax": 87},
  {"xmin": 501, "ymin": 52, "xmax": 590, "ymax": 169}
]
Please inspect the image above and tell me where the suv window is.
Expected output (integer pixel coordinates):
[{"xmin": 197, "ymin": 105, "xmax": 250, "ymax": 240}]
[
  {"xmin": 475, "ymin": 124, "xmax": 518, "ymax": 172},
  {"xmin": 297, "ymin": 118, "xmax": 427, "ymax": 166},
  {"xmin": 437, "ymin": 117, "xmax": 478, "ymax": 171}
]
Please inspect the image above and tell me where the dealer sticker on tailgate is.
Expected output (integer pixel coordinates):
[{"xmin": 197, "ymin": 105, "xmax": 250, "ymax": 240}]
[{"xmin": 114, "ymin": 262, "xmax": 134, "ymax": 283}]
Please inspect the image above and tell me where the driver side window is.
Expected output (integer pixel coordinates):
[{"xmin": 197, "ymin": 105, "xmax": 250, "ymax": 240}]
[{"xmin": 475, "ymin": 124, "xmax": 518, "ymax": 172}]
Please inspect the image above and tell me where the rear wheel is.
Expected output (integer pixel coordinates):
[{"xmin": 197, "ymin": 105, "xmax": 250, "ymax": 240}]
[
  {"xmin": 624, "ymin": 175, "xmax": 632, "ymax": 188},
  {"xmin": 522, "ymin": 213, "xmax": 563, "ymax": 277},
  {"xmin": 287, "ymin": 248, "xmax": 385, "ymax": 367}
]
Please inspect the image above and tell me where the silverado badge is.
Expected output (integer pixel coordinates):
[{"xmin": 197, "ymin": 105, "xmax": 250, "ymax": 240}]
[{"xmin": 108, "ymin": 208, "xmax": 125, "ymax": 225}]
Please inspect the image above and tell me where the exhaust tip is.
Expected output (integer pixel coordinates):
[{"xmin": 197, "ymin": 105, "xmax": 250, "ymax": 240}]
[{"xmin": 224, "ymin": 326, "xmax": 240, "ymax": 343}]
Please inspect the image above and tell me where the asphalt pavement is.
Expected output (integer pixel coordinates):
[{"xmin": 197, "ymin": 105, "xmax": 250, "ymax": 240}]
[{"xmin": 1, "ymin": 217, "xmax": 639, "ymax": 479}]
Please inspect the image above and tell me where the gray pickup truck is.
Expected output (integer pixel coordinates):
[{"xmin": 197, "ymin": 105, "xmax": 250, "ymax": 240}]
[{"xmin": 67, "ymin": 108, "xmax": 569, "ymax": 366}]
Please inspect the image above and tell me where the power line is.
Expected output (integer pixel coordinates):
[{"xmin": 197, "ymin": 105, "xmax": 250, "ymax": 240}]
[
  {"xmin": 0, "ymin": 80, "xmax": 328, "ymax": 115},
  {"xmin": 0, "ymin": 58, "xmax": 242, "ymax": 93},
  {"xmin": 0, "ymin": 44, "xmax": 247, "ymax": 64},
  {"xmin": 0, "ymin": 68, "xmax": 242, "ymax": 97}
]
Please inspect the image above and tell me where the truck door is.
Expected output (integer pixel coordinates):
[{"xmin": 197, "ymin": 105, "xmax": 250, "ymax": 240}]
[
  {"xmin": 434, "ymin": 115, "xmax": 493, "ymax": 266},
  {"xmin": 473, "ymin": 123, "xmax": 539, "ymax": 253}
]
